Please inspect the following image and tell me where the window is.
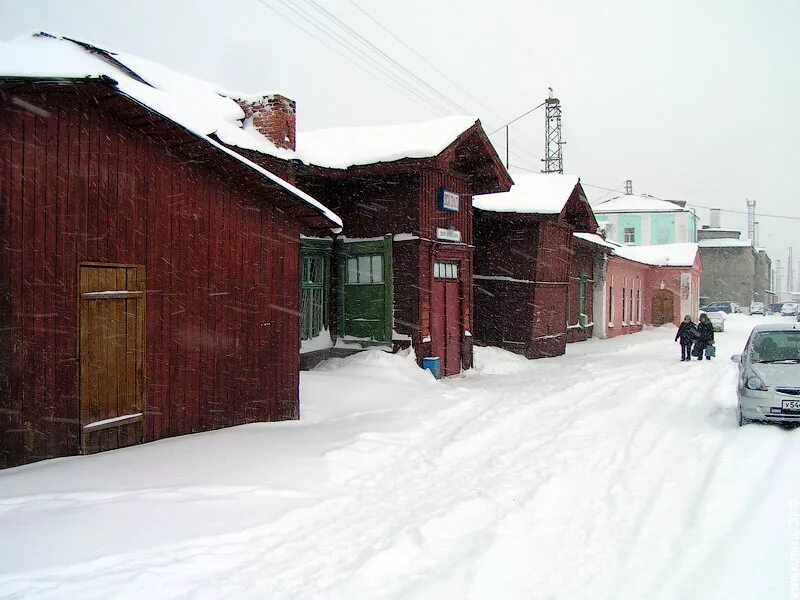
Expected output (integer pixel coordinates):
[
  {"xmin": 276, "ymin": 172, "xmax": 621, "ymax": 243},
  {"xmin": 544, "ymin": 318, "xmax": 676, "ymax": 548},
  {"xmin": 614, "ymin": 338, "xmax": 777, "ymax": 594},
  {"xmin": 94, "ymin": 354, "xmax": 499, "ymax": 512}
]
[
  {"xmin": 347, "ymin": 254, "xmax": 383, "ymax": 284},
  {"xmin": 629, "ymin": 288, "xmax": 634, "ymax": 323},
  {"xmin": 608, "ymin": 285, "xmax": 614, "ymax": 326},
  {"xmin": 636, "ymin": 288, "xmax": 642, "ymax": 323},
  {"xmin": 301, "ymin": 255, "xmax": 326, "ymax": 341},
  {"xmin": 624, "ymin": 227, "xmax": 636, "ymax": 244},
  {"xmin": 434, "ymin": 261, "xmax": 459, "ymax": 280},
  {"xmin": 622, "ymin": 286, "xmax": 627, "ymax": 325},
  {"xmin": 579, "ymin": 275, "xmax": 588, "ymax": 327}
]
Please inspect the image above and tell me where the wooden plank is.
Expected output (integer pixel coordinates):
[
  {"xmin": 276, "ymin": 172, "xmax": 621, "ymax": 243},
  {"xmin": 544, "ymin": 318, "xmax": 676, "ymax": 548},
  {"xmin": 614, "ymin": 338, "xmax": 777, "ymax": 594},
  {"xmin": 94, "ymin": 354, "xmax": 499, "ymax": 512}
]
[
  {"xmin": 41, "ymin": 92, "xmax": 60, "ymax": 458},
  {"xmin": 86, "ymin": 101, "xmax": 99, "ymax": 260},
  {"xmin": 60, "ymin": 93, "xmax": 80, "ymax": 455},
  {"xmin": 81, "ymin": 290, "xmax": 143, "ymax": 299},
  {"xmin": 21, "ymin": 95, "xmax": 39, "ymax": 457},
  {"xmin": 82, "ymin": 412, "xmax": 143, "ymax": 433}
]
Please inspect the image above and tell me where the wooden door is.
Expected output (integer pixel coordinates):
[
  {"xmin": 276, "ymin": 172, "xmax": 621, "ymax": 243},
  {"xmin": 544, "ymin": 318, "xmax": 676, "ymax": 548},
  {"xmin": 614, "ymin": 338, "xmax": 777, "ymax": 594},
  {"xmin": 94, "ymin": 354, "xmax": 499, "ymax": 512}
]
[
  {"xmin": 444, "ymin": 281, "xmax": 462, "ymax": 375},
  {"xmin": 431, "ymin": 274, "xmax": 462, "ymax": 376},
  {"xmin": 651, "ymin": 289, "xmax": 675, "ymax": 326},
  {"xmin": 79, "ymin": 264, "xmax": 145, "ymax": 454}
]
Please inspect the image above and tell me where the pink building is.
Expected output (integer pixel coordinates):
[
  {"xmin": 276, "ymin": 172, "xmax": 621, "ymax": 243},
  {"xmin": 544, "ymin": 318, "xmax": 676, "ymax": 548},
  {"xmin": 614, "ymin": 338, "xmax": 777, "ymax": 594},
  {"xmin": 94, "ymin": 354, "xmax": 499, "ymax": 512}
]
[{"xmin": 577, "ymin": 237, "xmax": 703, "ymax": 339}]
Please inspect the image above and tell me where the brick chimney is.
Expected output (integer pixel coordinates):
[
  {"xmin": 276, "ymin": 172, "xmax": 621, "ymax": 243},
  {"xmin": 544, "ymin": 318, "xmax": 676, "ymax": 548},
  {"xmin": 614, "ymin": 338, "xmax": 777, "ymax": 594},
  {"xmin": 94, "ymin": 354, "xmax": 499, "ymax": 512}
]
[{"xmin": 234, "ymin": 94, "xmax": 296, "ymax": 151}]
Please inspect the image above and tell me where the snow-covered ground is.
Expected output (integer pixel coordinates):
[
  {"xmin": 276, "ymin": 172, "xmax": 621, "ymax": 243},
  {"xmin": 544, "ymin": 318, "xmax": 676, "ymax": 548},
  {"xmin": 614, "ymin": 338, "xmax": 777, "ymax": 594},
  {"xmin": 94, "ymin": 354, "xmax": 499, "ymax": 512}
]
[{"xmin": 1, "ymin": 314, "xmax": 799, "ymax": 599}]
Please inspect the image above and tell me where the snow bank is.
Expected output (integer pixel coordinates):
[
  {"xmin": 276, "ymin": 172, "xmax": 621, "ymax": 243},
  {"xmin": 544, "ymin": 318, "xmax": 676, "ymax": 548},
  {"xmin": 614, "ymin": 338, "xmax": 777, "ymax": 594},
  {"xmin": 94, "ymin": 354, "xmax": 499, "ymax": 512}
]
[
  {"xmin": 2, "ymin": 315, "xmax": 799, "ymax": 599},
  {"xmin": 473, "ymin": 171, "xmax": 579, "ymax": 214}
]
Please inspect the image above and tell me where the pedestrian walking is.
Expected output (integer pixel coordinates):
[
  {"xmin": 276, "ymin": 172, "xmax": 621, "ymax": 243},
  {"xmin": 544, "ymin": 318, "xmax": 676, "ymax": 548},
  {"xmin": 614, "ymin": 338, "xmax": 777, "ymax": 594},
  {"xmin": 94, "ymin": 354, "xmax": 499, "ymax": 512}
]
[
  {"xmin": 675, "ymin": 315, "xmax": 697, "ymax": 362},
  {"xmin": 695, "ymin": 313, "xmax": 715, "ymax": 360}
]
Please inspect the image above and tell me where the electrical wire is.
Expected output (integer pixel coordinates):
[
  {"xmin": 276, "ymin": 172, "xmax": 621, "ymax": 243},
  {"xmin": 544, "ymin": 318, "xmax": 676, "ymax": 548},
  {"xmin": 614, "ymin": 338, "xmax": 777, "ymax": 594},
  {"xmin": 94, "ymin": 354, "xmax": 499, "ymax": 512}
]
[
  {"xmin": 304, "ymin": 0, "xmax": 475, "ymax": 117},
  {"xmin": 254, "ymin": 0, "xmax": 456, "ymax": 116},
  {"xmin": 343, "ymin": 0, "xmax": 509, "ymax": 124}
]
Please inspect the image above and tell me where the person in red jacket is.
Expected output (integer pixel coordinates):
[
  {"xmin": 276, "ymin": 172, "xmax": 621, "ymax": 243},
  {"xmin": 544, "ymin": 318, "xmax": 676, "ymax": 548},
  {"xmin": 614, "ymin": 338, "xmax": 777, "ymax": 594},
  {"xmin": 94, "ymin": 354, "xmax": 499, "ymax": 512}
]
[{"xmin": 675, "ymin": 315, "xmax": 698, "ymax": 362}]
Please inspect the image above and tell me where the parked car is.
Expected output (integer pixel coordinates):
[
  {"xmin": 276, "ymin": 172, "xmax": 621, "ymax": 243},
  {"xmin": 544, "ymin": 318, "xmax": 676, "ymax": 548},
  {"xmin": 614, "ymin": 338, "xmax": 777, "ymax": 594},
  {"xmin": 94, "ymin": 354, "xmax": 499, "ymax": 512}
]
[
  {"xmin": 731, "ymin": 322, "xmax": 800, "ymax": 426},
  {"xmin": 702, "ymin": 311, "xmax": 725, "ymax": 332},
  {"xmin": 749, "ymin": 302, "xmax": 765, "ymax": 315},
  {"xmin": 700, "ymin": 301, "xmax": 737, "ymax": 314},
  {"xmin": 781, "ymin": 303, "xmax": 798, "ymax": 316}
]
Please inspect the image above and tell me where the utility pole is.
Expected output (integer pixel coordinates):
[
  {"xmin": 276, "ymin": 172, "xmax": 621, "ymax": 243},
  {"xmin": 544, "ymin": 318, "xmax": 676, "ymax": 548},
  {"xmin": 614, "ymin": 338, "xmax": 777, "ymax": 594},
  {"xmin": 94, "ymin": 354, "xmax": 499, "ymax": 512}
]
[
  {"xmin": 625, "ymin": 180, "xmax": 633, "ymax": 195},
  {"xmin": 542, "ymin": 87, "xmax": 564, "ymax": 174},
  {"xmin": 746, "ymin": 199, "xmax": 756, "ymax": 242}
]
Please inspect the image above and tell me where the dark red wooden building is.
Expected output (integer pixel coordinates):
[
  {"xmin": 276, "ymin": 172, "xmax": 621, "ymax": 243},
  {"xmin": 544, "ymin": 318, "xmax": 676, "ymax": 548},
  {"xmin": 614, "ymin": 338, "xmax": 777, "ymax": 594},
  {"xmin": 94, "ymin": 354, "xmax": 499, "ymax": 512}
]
[
  {"xmin": 472, "ymin": 173, "xmax": 598, "ymax": 358},
  {"xmin": 229, "ymin": 115, "xmax": 512, "ymax": 376},
  {"xmin": 0, "ymin": 34, "xmax": 340, "ymax": 467}
]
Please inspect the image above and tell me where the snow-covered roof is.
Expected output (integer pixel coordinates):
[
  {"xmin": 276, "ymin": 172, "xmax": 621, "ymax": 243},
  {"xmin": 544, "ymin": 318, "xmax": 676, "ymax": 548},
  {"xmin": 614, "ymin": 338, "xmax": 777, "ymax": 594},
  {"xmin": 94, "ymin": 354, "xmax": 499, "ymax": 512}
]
[
  {"xmin": 573, "ymin": 232, "xmax": 618, "ymax": 249},
  {"xmin": 613, "ymin": 243, "xmax": 699, "ymax": 267},
  {"xmin": 592, "ymin": 194, "xmax": 691, "ymax": 214},
  {"xmin": 698, "ymin": 238, "xmax": 754, "ymax": 248},
  {"xmin": 296, "ymin": 116, "xmax": 479, "ymax": 169},
  {"xmin": 473, "ymin": 171, "xmax": 580, "ymax": 214},
  {"xmin": 0, "ymin": 32, "xmax": 341, "ymax": 229}
]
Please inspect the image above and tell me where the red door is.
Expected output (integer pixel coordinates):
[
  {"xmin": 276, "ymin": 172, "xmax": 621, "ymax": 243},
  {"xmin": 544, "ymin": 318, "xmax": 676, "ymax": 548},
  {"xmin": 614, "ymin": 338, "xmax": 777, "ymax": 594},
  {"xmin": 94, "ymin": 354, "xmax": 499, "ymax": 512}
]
[{"xmin": 431, "ymin": 279, "xmax": 462, "ymax": 376}]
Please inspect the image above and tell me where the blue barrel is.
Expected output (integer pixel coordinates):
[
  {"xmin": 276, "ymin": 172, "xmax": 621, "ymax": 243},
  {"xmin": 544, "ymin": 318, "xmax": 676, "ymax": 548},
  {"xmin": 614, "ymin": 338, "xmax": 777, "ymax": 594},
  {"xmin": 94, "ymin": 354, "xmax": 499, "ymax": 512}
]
[{"xmin": 422, "ymin": 356, "xmax": 441, "ymax": 379}]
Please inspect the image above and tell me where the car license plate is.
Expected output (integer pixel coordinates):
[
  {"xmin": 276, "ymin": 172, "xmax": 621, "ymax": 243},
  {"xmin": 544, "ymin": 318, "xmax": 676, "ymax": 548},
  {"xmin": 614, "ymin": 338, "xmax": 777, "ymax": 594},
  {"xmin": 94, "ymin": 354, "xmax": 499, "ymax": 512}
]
[{"xmin": 782, "ymin": 400, "xmax": 800, "ymax": 412}]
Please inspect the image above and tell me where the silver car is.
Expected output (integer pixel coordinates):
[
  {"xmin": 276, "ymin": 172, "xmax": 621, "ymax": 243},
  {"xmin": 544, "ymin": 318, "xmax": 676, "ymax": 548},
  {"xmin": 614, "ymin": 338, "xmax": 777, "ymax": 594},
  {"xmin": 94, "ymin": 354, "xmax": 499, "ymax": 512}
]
[{"xmin": 732, "ymin": 323, "xmax": 800, "ymax": 426}]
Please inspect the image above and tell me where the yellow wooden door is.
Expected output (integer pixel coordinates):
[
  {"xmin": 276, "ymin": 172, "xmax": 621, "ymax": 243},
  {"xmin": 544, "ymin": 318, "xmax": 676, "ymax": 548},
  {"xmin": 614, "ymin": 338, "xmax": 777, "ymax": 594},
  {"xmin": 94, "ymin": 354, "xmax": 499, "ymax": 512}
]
[{"xmin": 79, "ymin": 264, "xmax": 145, "ymax": 453}]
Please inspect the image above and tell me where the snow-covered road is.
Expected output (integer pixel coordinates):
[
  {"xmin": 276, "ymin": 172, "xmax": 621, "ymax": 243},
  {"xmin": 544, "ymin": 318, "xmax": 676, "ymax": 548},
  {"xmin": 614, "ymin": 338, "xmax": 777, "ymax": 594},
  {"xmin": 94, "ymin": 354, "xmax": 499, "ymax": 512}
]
[{"xmin": 1, "ymin": 315, "xmax": 799, "ymax": 599}]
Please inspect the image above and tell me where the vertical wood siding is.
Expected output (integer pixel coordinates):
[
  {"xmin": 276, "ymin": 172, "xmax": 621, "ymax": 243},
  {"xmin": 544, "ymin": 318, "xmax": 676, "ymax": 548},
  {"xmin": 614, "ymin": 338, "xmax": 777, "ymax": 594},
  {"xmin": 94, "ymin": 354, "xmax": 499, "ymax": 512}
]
[{"xmin": 0, "ymin": 91, "xmax": 301, "ymax": 468}]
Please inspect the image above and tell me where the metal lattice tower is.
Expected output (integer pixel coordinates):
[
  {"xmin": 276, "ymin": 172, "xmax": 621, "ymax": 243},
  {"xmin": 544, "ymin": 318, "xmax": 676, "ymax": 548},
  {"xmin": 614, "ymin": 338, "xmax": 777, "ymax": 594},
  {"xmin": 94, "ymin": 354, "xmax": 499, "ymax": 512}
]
[
  {"xmin": 775, "ymin": 259, "xmax": 782, "ymax": 299},
  {"xmin": 625, "ymin": 180, "xmax": 633, "ymax": 195},
  {"xmin": 746, "ymin": 199, "xmax": 756, "ymax": 242},
  {"xmin": 542, "ymin": 88, "xmax": 564, "ymax": 174},
  {"xmin": 753, "ymin": 221, "xmax": 759, "ymax": 247},
  {"xmin": 788, "ymin": 247, "xmax": 794, "ymax": 294}
]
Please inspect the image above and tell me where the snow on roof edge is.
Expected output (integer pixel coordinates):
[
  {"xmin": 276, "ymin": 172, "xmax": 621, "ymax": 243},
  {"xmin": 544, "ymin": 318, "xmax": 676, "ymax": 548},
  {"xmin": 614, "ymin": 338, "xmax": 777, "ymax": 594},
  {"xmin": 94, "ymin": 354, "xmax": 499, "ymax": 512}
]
[{"xmin": 0, "ymin": 32, "xmax": 341, "ymax": 230}]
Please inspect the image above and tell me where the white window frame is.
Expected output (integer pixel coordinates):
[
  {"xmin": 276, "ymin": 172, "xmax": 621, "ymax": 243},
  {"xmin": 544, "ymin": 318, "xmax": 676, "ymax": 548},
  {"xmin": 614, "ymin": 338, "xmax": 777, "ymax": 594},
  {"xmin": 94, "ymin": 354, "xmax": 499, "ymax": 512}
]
[{"xmin": 624, "ymin": 227, "xmax": 636, "ymax": 244}]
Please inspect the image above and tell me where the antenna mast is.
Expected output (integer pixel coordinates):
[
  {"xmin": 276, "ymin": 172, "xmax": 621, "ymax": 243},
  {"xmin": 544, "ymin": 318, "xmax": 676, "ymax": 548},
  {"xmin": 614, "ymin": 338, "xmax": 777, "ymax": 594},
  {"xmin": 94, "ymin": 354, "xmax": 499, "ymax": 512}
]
[
  {"xmin": 542, "ymin": 88, "xmax": 565, "ymax": 174},
  {"xmin": 746, "ymin": 199, "xmax": 756, "ymax": 242}
]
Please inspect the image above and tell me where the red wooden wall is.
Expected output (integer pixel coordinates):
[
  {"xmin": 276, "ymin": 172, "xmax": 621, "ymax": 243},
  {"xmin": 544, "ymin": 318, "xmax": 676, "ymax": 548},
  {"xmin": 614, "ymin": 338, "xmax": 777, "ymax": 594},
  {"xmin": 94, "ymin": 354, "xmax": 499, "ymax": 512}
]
[{"xmin": 0, "ymin": 89, "xmax": 302, "ymax": 467}]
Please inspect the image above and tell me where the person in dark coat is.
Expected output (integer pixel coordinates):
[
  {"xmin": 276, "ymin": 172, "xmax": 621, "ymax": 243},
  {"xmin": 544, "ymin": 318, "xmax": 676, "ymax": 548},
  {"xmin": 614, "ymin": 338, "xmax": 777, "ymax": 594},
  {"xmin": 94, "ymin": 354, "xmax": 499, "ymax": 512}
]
[
  {"xmin": 695, "ymin": 313, "xmax": 715, "ymax": 360},
  {"xmin": 675, "ymin": 315, "xmax": 697, "ymax": 361}
]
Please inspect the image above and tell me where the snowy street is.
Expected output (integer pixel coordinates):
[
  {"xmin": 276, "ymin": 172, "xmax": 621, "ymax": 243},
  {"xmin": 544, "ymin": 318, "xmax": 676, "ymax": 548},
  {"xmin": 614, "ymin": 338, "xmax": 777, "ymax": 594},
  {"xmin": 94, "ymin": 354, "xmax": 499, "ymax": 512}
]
[{"xmin": 2, "ymin": 315, "xmax": 799, "ymax": 599}]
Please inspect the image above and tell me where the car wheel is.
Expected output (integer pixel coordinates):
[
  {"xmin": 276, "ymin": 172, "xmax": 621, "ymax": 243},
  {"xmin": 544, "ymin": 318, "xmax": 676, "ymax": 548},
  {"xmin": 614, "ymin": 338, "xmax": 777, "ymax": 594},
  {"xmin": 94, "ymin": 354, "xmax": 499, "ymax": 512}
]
[{"xmin": 738, "ymin": 409, "xmax": 751, "ymax": 427}]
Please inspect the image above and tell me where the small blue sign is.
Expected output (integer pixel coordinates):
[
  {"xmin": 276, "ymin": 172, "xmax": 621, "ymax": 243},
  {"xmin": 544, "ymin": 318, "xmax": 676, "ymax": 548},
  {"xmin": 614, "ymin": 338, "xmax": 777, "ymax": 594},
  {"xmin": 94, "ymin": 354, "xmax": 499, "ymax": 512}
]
[{"xmin": 438, "ymin": 189, "xmax": 460, "ymax": 212}]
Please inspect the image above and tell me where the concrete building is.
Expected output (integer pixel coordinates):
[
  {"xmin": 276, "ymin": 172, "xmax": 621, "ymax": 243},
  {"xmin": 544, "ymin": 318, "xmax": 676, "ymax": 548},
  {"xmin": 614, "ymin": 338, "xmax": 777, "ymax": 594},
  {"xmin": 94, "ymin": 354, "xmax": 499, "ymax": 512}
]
[{"xmin": 696, "ymin": 227, "xmax": 773, "ymax": 308}]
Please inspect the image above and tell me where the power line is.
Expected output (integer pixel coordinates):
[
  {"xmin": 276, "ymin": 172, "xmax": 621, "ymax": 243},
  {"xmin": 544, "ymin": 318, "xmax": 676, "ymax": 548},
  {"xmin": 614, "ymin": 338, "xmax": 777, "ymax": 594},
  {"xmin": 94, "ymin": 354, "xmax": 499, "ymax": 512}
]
[
  {"xmin": 582, "ymin": 181, "xmax": 800, "ymax": 221},
  {"xmin": 343, "ymin": 0, "xmax": 508, "ymax": 124},
  {"xmin": 300, "ymin": 0, "xmax": 473, "ymax": 116},
  {"xmin": 685, "ymin": 204, "xmax": 800, "ymax": 221},
  {"xmin": 253, "ymin": 0, "xmax": 454, "ymax": 116},
  {"xmin": 488, "ymin": 102, "xmax": 546, "ymax": 135}
]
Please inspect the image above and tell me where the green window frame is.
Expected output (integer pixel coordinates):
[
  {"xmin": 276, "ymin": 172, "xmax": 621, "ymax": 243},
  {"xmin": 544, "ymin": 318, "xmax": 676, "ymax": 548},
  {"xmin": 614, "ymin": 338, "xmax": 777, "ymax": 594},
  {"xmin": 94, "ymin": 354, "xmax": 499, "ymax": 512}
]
[
  {"xmin": 579, "ymin": 275, "xmax": 588, "ymax": 326},
  {"xmin": 300, "ymin": 253, "xmax": 327, "ymax": 341}
]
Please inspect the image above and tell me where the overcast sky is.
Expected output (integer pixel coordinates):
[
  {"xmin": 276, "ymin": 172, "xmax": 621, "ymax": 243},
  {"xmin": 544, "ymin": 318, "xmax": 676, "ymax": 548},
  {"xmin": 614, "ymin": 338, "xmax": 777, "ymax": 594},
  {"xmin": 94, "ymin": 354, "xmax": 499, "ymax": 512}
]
[{"xmin": 2, "ymin": 0, "xmax": 799, "ymax": 287}]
